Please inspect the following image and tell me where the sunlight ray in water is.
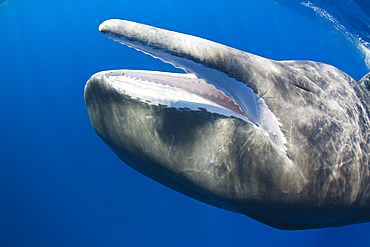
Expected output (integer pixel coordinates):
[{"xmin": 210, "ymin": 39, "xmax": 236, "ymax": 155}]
[{"xmin": 276, "ymin": 0, "xmax": 370, "ymax": 69}]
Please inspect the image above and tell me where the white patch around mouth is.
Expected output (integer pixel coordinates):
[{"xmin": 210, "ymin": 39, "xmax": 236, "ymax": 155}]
[{"xmin": 104, "ymin": 69, "xmax": 287, "ymax": 153}]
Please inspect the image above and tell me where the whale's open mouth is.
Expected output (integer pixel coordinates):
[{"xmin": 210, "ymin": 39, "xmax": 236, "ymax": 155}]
[
  {"xmin": 106, "ymin": 70, "xmax": 248, "ymax": 120},
  {"xmin": 104, "ymin": 68, "xmax": 288, "ymax": 153},
  {"xmin": 98, "ymin": 19, "xmax": 288, "ymax": 153}
]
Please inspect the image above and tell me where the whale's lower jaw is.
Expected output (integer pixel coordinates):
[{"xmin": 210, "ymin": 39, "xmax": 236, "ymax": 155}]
[
  {"xmin": 84, "ymin": 70, "xmax": 309, "ymax": 229},
  {"xmin": 85, "ymin": 70, "xmax": 370, "ymax": 230}
]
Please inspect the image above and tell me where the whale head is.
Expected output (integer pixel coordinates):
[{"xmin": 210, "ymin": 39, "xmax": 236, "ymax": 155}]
[{"xmin": 84, "ymin": 19, "xmax": 370, "ymax": 230}]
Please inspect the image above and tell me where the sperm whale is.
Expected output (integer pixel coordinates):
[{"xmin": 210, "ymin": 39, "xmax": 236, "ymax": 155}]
[{"xmin": 85, "ymin": 19, "xmax": 370, "ymax": 230}]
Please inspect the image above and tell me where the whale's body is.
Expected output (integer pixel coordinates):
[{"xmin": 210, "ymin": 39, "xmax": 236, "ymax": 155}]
[{"xmin": 85, "ymin": 19, "xmax": 370, "ymax": 230}]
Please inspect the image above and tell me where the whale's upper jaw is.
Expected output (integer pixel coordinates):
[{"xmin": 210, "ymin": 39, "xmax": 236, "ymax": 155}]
[
  {"xmin": 98, "ymin": 19, "xmax": 288, "ymax": 153},
  {"xmin": 85, "ymin": 19, "xmax": 370, "ymax": 229}
]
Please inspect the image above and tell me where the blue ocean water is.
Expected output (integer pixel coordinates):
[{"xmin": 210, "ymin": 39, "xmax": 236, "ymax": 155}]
[{"xmin": 1, "ymin": 0, "xmax": 369, "ymax": 246}]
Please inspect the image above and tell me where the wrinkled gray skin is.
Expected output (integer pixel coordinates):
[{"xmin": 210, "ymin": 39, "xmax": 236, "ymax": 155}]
[{"xmin": 85, "ymin": 19, "xmax": 370, "ymax": 230}]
